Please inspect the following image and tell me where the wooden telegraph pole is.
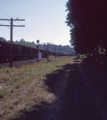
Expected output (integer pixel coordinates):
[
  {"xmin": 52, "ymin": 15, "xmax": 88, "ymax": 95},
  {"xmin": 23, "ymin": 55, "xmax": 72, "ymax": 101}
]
[
  {"xmin": 10, "ymin": 18, "xmax": 13, "ymax": 67},
  {"xmin": 0, "ymin": 18, "xmax": 25, "ymax": 67}
]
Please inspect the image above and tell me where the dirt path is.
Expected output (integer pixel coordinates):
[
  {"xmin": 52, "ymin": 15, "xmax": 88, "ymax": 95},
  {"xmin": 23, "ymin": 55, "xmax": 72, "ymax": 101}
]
[
  {"xmin": 15, "ymin": 59, "xmax": 107, "ymax": 120},
  {"xmin": 39, "ymin": 63, "xmax": 73, "ymax": 120},
  {"xmin": 16, "ymin": 61, "xmax": 74, "ymax": 120},
  {"xmin": 39, "ymin": 60, "xmax": 107, "ymax": 120},
  {"xmin": 58, "ymin": 61, "xmax": 107, "ymax": 120}
]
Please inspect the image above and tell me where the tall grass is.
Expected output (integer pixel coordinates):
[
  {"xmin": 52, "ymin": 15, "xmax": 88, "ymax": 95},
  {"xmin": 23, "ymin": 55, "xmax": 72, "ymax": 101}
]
[{"xmin": 0, "ymin": 56, "xmax": 76, "ymax": 120}]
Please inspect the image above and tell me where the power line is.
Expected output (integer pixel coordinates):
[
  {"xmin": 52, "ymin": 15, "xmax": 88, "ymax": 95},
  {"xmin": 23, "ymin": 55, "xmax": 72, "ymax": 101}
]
[
  {"xmin": 0, "ymin": 18, "xmax": 25, "ymax": 67},
  {"xmin": 14, "ymin": 31, "xmax": 33, "ymax": 42},
  {"xmin": 0, "ymin": 8, "xmax": 11, "ymax": 18},
  {"xmin": 0, "ymin": 2, "xmax": 42, "ymax": 43},
  {"xmin": 24, "ymin": 27, "xmax": 39, "ymax": 39},
  {"xmin": 3, "ymin": 2, "xmax": 20, "ymax": 16},
  {"xmin": 0, "ymin": 1, "xmax": 37, "ymax": 40},
  {"xmin": 0, "ymin": 2, "xmax": 41, "ymax": 42}
]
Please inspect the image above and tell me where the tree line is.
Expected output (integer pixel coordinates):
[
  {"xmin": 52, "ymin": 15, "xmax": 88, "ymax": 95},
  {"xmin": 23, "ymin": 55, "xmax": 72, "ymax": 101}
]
[
  {"xmin": 0, "ymin": 37, "xmax": 75, "ymax": 54},
  {"xmin": 66, "ymin": 0, "xmax": 107, "ymax": 62}
]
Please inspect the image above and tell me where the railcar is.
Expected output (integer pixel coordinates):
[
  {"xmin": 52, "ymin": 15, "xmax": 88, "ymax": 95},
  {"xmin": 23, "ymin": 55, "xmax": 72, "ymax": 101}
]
[
  {"xmin": 0, "ymin": 41, "xmax": 38, "ymax": 62},
  {"xmin": 0, "ymin": 41, "xmax": 10, "ymax": 62},
  {"xmin": 40, "ymin": 49, "xmax": 47, "ymax": 58},
  {"xmin": 0, "ymin": 41, "xmax": 56, "ymax": 63}
]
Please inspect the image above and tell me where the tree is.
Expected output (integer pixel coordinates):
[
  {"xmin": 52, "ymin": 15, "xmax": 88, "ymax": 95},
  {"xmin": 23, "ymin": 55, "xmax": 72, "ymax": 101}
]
[
  {"xmin": 66, "ymin": 0, "xmax": 107, "ymax": 59},
  {"xmin": 0, "ymin": 37, "xmax": 6, "ymax": 42},
  {"xmin": 14, "ymin": 39, "xmax": 36, "ymax": 48}
]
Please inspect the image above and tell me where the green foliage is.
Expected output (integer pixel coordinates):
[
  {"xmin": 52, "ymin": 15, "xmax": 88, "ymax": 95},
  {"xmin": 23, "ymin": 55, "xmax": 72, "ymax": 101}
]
[
  {"xmin": 0, "ymin": 37, "xmax": 75, "ymax": 54},
  {"xmin": 0, "ymin": 37, "xmax": 6, "ymax": 42},
  {"xmin": 14, "ymin": 39, "xmax": 75, "ymax": 53},
  {"xmin": 79, "ymin": 54, "xmax": 87, "ymax": 60},
  {"xmin": 66, "ymin": 0, "xmax": 107, "ymax": 60},
  {"xmin": 40, "ymin": 44, "xmax": 75, "ymax": 54},
  {"xmin": 0, "ymin": 89, "xmax": 6, "ymax": 98},
  {"xmin": 14, "ymin": 39, "xmax": 36, "ymax": 48}
]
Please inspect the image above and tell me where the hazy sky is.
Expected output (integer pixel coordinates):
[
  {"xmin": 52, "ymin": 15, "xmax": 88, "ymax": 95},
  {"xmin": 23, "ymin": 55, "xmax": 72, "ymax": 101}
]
[{"xmin": 0, "ymin": 0, "xmax": 70, "ymax": 45}]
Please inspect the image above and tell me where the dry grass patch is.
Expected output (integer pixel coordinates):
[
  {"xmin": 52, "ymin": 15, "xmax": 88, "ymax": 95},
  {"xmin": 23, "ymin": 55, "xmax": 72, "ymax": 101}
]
[{"xmin": 0, "ymin": 56, "xmax": 76, "ymax": 120}]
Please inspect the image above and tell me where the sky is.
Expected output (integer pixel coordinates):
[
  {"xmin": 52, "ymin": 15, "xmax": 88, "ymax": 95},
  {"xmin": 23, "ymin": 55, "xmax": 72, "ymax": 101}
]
[{"xmin": 0, "ymin": 0, "xmax": 71, "ymax": 46}]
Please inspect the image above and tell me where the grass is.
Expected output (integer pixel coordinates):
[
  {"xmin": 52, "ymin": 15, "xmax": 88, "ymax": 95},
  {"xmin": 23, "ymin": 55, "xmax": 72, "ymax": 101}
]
[{"xmin": 0, "ymin": 56, "xmax": 76, "ymax": 120}]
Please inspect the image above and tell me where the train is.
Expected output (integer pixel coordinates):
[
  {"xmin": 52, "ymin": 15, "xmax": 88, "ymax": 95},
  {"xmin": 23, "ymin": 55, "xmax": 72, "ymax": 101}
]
[{"xmin": 0, "ymin": 41, "xmax": 58, "ymax": 63}]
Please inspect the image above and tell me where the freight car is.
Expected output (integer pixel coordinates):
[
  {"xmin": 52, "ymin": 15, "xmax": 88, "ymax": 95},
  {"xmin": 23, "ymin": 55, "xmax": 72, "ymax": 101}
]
[
  {"xmin": 0, "ymin": 41, "xmax": 55, "ymax": 63},
  {"xmin": 0, "ymin": 41, "xmax": 58, "ymax": 63}
]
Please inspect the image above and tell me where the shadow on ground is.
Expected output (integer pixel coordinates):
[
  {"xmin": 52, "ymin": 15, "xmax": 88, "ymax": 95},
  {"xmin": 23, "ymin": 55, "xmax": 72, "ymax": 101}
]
[
  {"xmin": 13, "ymin": 60, "xmax": 107, "ymax": 120},
  {"xmin": 13, "ymin": 63, "xmax": 73, "ymax": 120},
  {"xmin": 59, "ymin": 61, "xmax": 107, "ymax": 120}
]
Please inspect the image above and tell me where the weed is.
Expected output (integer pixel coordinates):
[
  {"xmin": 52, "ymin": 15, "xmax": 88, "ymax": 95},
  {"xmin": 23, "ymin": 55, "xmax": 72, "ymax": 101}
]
[
  {"xmin": 0, "ymin": 90, "xmax": 6, "ymax": 99},
  {"xmin": 0, "ymin": 56, "xmax": 76, "ymax": 120}
]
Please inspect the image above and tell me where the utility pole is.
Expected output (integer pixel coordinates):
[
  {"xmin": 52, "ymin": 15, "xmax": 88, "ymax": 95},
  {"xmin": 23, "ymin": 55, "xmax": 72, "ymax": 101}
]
[
  {"xmin": 0, "ymin": 18, "xmax": 25, "ymax": 67},
  {"xmin": 47, "ymin": 42, "xmax": 53, "ymax": 62}
]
